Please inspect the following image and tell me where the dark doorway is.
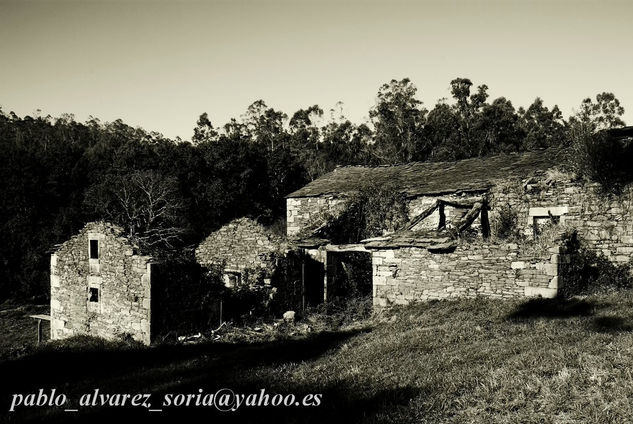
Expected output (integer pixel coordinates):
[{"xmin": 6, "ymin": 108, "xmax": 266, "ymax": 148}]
[
  {"xmin": 272, "ymin": 250, "xmax": 325, "ymax": 312},
  {"xmin": 303, "ymin": 255, "xmax": 326, "ymax": 306},
  {"xmin": 326, "ymin": 251, "xmax": 372, "ymax": 302}
]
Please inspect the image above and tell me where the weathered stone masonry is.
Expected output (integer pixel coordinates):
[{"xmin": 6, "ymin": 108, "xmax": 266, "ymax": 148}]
[
  {"xmin": 50, "ymin": 222, "xmax": 152, "ymax": 344},
  {"xmin": 371, "ymin": 242, "xmax": 571, "ymax": 306},
  {"xmin": 196, "ymin": 217, "xmax": 287, "ymax": 286},
  {"xmin": 373, "ymin": 175, "xmax": 633, "ymax": 305},
  {"xmin": 286, "ymin": 196, "xmax": 345, "ymax": 237},
  {"xmin": 370, "ymin": 174, "xmax": 633, "ymax": 305},
  {"xmin": 489, "ymin": 173, "xmax": 633, "ymax": 263},
  {"xmin": 285, "ymin": 150, "xmax": 633, "ymax": 306}
]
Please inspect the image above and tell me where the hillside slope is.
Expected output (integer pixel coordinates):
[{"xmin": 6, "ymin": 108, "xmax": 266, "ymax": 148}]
[{"xmin": 2, "ymin": 294, "xmax": 633, "ymax": 423}]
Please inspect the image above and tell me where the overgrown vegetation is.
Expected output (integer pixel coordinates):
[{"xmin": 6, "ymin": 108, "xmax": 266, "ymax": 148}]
[
  {"xmin": 559, "ymin": 232, "xmax": 633, "ymax": 297},
  {"xmin": 566, "ymin": 92, "xmax": 632, "ymax": 192},
  {"xmin": 490, "ymin": 208, "xmax": 633, "ymax": 297},
  {"xmin": 491, "ymin": 204, "xmax": 520, "ymax": 240},
  {"xmin": 568, "ymin": 125, "xmax": 633, "ymax": 193},
  {"xmin": 491, "ymin": 204, "xmax": 577, "ymax": 258},
  {"xmin": 562, "ymin": 249, "xmax": 633, "ymax": 297},
  {"xmin": 322, "ymin": 182, "xmax": 409, "ymax": 244}
]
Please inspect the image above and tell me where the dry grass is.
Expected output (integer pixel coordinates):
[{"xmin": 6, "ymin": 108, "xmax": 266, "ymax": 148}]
[
  {"xmin": 233, "ymin": 293, "xmax": 633, "ymax": 423},
  {"xmin": 4, "ymin": 293, "xmax": 633, "ymax": 423}
]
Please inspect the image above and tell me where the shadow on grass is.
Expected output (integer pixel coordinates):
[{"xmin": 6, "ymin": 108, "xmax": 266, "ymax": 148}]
[
  {"xmin": 0, "ymin": 330, "xmax": 415, "ymax": 422},
  {"xmin": 592, "ymin": 316, "xmax": 633, "ymax": 333},
  {"xmin": 507, "ymin": 298, "xmax": 633, "ymax": 335},
  {"xmin": 0, "ymin": 326, "xmax": 428, "ymax": 423},
  {"xmin": 0, "ymin": 329, "xmax": 367, "ymax": 389},
  {"xmin": 507, "ymin": 297, "xmax": 601, "ymax": 320}
]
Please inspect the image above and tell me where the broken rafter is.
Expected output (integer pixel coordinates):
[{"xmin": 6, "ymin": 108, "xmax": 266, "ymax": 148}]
[
  {"xmin": 405, "ymin": 200, "xmax": 440, "ymax": 230},
  {"xmin": 456, "ymin": 202, "xmax": 483, "ymax": 233},
  {"xmin": 438, "ymin": 197, "xmax": 482, "ymax": 208},
  {"xmin": 405, "ymin": 197, "xmax": 484, "ymax": 231}
]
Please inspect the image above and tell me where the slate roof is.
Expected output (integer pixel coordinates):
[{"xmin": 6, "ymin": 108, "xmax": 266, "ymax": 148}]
[
  {"xmin": 362, "ymin": 230, "xmax": 455, "ymax": 250},
  {"xmin": 287, "ymin": 148, "xmax": 566, "ymax": 199}
]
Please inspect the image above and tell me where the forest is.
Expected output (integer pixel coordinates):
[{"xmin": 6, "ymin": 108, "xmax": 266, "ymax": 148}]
[{"xmin": 0, "ymin": 77, "xmax": 627, "ymax": 301}]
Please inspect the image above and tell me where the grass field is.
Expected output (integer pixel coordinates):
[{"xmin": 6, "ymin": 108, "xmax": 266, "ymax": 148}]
[
  {"xmin": 0, "ymin": 303, "xmax": 50, "ymax": 361},
  {"xmin": 2, "ymin": 293, "xmax": 633, "ymax": 423}
]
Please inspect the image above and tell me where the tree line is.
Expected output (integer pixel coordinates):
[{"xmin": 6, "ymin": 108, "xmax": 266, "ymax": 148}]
[{"xmin": 0, "ymin": 77, "xmax": 626, "ymax": 301}]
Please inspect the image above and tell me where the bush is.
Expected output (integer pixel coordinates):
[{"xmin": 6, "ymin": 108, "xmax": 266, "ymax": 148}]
[
  {"xmin": 323, "ymin": 181, "xmax": 409, "ymax": 244},
  {"xmin": 569, "ymin": 126, "xmax": 633, "ymax": 193},
  {"xmin": 492, "ymin": 204, "xmax": 520, "ymax": 240},
  {"xmin": 559, "ymin": 232, "xmax": 633, "ymax": 297},
  {"xmin": 221, "ymin": 285, "xmax": 277, "ymax": 324},
  {"xmin": 306, "ymin": 295, "xmax": 373, "ymax": 329}
]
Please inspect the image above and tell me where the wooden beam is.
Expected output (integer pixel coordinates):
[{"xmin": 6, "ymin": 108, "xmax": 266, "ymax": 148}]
[
  {"xmin": 324, "ymin": 244, "xmax": 369, "ymax": 252},
  {"xmin": 457, "ymin": 202, "xmax": 483, "ymax": 233},
  {"xmin": 29, "ymin": 315, "xmax": 50, "ymax": 345},
  {"xmin": 406, "ymin": 200, "xmax": 440, "ymax": 230}
]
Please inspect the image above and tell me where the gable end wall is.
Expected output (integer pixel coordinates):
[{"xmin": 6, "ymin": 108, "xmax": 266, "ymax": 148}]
[{"xmin": 50, "ymin": 223, "xmax": 152, "ymax": 345}]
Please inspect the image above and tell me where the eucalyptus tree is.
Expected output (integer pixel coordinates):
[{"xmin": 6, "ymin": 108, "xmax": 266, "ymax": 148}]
[{"xmin": 369, "ymin": 78, "xmax": 428, "ymax": 164}]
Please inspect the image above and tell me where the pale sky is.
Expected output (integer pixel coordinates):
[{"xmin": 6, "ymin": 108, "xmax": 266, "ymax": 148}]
[{"xmin": 1, "ymin": 0, "xmax": 631, "ymax": 140}]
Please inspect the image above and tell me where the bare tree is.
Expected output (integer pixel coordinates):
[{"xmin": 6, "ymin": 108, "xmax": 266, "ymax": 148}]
[{"xmin": 84, "ymin": 170, "xmax": 186, "ymax": 250}]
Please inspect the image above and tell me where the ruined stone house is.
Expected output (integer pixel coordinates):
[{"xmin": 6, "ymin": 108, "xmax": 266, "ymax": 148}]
[
  {"xmin": 195, "ymin": 217, "xmax": 287, "ymax": 287},
  {"xmin": 50, "ymin": 221, "xmax": 211, "ymax": 345},
  {"xmin": 50, "ymin": 217, "xmax": 288, "ymax": 345},
  {"xmin": 50, "ymin": 222, "xmax": 153, "ymax": 344},
  {"xmin": 287, "ymin": 147, "xmax": 633, "ymax": 306}
]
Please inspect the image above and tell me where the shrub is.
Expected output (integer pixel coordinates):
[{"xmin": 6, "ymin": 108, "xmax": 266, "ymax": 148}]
[
  {"xmin": 559, "ymin": 232, "xmax": 633, "ymax": 297},
  {"xmin": 222, "ymin": 285, "xmax": 277, "ymax": 324},
  {"xmin": 520, "ymin": 222, "xmax": 577, "ymax": 258},
  {"xmin": 307, "ymin": 295, "xmax": 373, "ymax": 329},
  {"xmin": 323, "ymin": 181, "xmax": 409, "ymax": 244},
  {"xmin": 568, "ymin": 125, "xmax": 633, "ymax": 193},
  {"xmin": 491, "ymin": 204, "xmax": 520, "ymax": 240}
]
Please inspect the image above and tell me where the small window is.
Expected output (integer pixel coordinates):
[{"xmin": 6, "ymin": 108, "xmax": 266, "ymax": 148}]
[
  {"xmin": 227, "ymin": 273, "xmax": 240, "ymax": 286},
  {"xmin": 533, "ymin": 215, "xmax": 560, "ymax": 237},
  {"xmin": 89, "ymin": 240, "xmax": 99, "ymax": 259},
  {"xmin": 529, "ymin": 206, "xmax": 568, "ymax": 239},
  {"xmin": 223, "ymin": 272, "xmax": 241, "ymax": 288},
  {"xmin": 89, "ymin": 287, "xmax": 99, "ymax": 302}
]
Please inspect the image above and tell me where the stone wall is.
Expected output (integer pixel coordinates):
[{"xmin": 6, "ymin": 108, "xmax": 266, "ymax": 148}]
[
  {"xmin": 488, "ymin": 172, "xmax": 633, "ymax": 264},
  {"xmin": 286, "ymin": 196, "xmax": 345, "ymax": 237},
  {"xmin": 50, "ymin": 222, "xmax": 152, "ymax": 344},
  {"xmin": 196, "ymin": 217, "xmax": 287, "ymax": 285},
  {"xmin": 372, "ymin": 241, "xmax": 569, "ymax": 306}
]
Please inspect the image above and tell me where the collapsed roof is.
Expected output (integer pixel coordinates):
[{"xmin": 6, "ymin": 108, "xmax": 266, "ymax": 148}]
[{"xmin": 298, "ymin": 197, "xmax": 487, "ymax": 251}]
